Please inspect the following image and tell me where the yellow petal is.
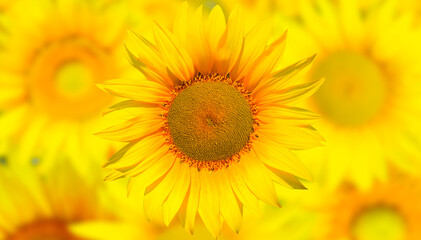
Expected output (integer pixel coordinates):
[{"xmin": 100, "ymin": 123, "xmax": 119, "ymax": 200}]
[
  {"xmin": 339, "ymin": 0, "xmax": 363, "ymax": 50},
  {"xmin": 16, "ymin": 115, "xmax": 47, "ymax": 165},
  {"xmin": 96, "ymin": 115, "xmax": 162, "ymax": 142},
  {"xmin": 217, "ymin": 170, "xmax": 242, "ymax": 233},
  {"xmin": 126, "ymin": 176, "xmax": 145, "ymax": 197},
  {"xmin": 254, "ymin": 55, "xmax": 316, "ymax": 98},
  {"xmin": 259, "ymin": 124, "xmax": 325, "ymax": 150},
  {"xmin": 65, "ymin": 124, "xmax": 91, "ymax": 177},
  {"xmin": 119, "ymin": 145, "xmax": 169, "ymax": 178},
  {"xmin": 187, "ymin": 6, "xmax": 213, "ymax": 74},
  {"xmin": 228, "ymin": 164, "xmax": 260, "ymax": 213},
  {"xmin": 184, "ymin": 168, "xmax": 200, "ymax": 234},
  {"xmin": 206, "ymin": 5, "xmax": 226, "ymax": 58},
  {"xmin": 253, "ymin": 138, "xmax": 312, "ymax": 181},
  {"xmin": 258, "ymin": 78, "xmax": 324, "ymax": 106},
  {"xmin": 0, "ymin": 105, "xmax": 27, "ymax": 139},
  {"xmin": 299, "ymin": 0, "xmax": 340, "ymax": 51},
  {"xmin": 103, "ymin": 142, "xmax": 136, "ymax": 167},
  {"xmin": 95, "ymin": 1, "xmax": 127, "ymax": 47},
  {"xmin": 144, "ymin": 161, "xmax": 180, "ymax": 220},
  {"xmin": 244, "ymin": 31, "xmax": 287, "ymax": 90},
  {"xmin": 104, "ymin": 134, "xmax": 165, "ymax": 169},
  {"xmin": 174, "ymin": 1, "xmax": 190, "ymax": 46},
  {"xmin": 99, "ymin": 79, "xmax": 170, "ymax": 103},
  {"xmin": 153, "ymin": 23, "xmax": 195, "ymax": 81},
  {"xmin": 125, "ymin": 30, "xmax": 173, "ymax": 86},
  {"xmin": 102, "ymin": 100, "xmax": 160, "ymax": 116},
  {"xmin": 38, "ymin": 122, "xmax": 68, "ymax": 173},
  {"xmin": 0, "ymin": 87, "xmax": 25, "ymax": 109},
  {"xmin": 215, "ymin": 6, "xmax": 243, "ymax": 75},
  {"xmin": 269, "ymin": 167, "xmax": 307, "ymax": 189},
  {"xmin": 132, "ymin": 154, "xmax": 176, "ymax": 190},
  {"xmin": 258, "ymin": 106, "xmax": 320, "ymax": 126},
  {"xmin": 230, "ymin": 18, "xmax": 273, "ymax": 81},
  {"xmin": 198, "ymin": 171, "xmax": 221, "ymax": 238},
  {"xmin": 162, "ymin": 163, "xmax": 191, "ymax": 226},
  {"xmin": 237, "ymin": 151, "xmax": 280, "ymax": 207}
]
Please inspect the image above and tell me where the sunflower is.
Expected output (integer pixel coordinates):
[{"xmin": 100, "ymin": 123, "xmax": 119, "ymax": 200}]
[
  {"xmin": 319, "ymin": 173, "xmax": 421, "ymax": 240},
  {"xmin": 0, "ymin": 0, "xmax": 136, "ymax": 175},
  {"xmin": 289, "ymin": 0, "xmax": 421, "ymax": 189},
  {"xmin": 98, "ymin": 2, "xmax": 324, "ymax": 237},
  {"xmin": 70, "ymin": 178, "xmax": 166, "ymax": 240},
  {"xmin": 0, "ymin": 158, "xmax": 113, "ymax": 240},
  {"xmin": 158, "ymin": 184, "xmax": 319, "ymax": 240}
]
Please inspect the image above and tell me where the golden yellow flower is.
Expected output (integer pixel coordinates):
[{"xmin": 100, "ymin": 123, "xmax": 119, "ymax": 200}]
[
  {"xmin": 0, "ymin": 159, "xmax": 112, "ymax": 240},
  {"xmin": 320, "ymin": 174, "xmax": 421, "ymax": 240},
  {"xmin": 98, "ymin": 2, "xmax": 324, "ymax": 237},
  {"xmin": 70, "ymin": 178, "xmax": 166, "ymax": 240},
  {"xmin": 0, "ymin": 0, "xmax": 133, "ymax": 175},
  {"xmin": 291, "ymin": 0, "xmax": 421, "ymax": 189}
]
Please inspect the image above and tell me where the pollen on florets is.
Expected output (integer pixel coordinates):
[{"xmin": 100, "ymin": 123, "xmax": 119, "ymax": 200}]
[{"xmin": 162, "ymin": 73, "xmax": 260, "ymax": 171}]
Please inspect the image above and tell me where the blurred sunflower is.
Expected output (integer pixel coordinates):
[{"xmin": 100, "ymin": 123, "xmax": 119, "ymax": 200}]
[
  {"xmin": 320, "ymin": 174, "xmax": 421, "ymax": 240},
  {"xmin": 294, "ymin": 0, "xmax": 421, "ymax": 189},
  {"xmin": 0, "ymin": 159, "xmax": 112, "ymax": 240},
  {"xmin": 98, "ymin": 2, "xmax": 324, "ymax": 237},
  {"xmin": 0, "ymin": 0, "xmax": 134, "ymax": 175},
  {"xmin": 69, "ymin": 178, "xmax": 166, "ymax": 240}
]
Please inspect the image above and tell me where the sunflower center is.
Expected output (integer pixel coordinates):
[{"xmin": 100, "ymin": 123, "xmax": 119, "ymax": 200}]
[
  {"xmin": 312, "ymin": 52, "xmax": 387, "ymax": 127},
  {"xmin": 167, "ymin": 75, "xmax": 254, "ymax": 162},
  {"xmin": 28, "ymin": 38, "xmax": 114, "ymax": 120},
  {"xmin": 55, "ymin": 61, "xmax": 92, "ymax": 98},
  {"xmin": 8, "ymin": 220, "xmax": 80, "ymax": 240},
  {"xmin": 352, "ymin": 207, "xmax": 406, "ymax": 240}
]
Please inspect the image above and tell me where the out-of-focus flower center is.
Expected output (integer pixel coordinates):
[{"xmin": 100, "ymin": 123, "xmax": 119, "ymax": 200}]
[
  {"xmin": 166, "ymin": 74, "xmax": 256, "ymax": 168},
  {"xmin": 7, "ymin": 220, "xmax": 80, "ymax": 240},
  {"xmin": 312, "ymin": 52, "xmax": 387, "ymax": 127},
  {"xmin": 55, "ymin": 62, "xmax": 92, "ymax": 98},
  {"xmin": 28, "ymin": 38, "xmax": 113, "ymax": 120},
  {"xmin": 352, "ymin": 206, "xmax": 406, "ymax": 240}
]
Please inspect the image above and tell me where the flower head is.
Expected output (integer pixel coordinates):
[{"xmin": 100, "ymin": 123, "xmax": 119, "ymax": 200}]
[
  {"xmin": 321, "ymin": 175, "xmax": 421, "ymax": 240},
  {"xmin": 290, "ymin": 0, "xmax": 421, "ymax": 190},
  {"xmin": 99, "ymin": 2, "xmax": 324, "ymax": 237},
  {"xmin": 0, "ymin": 158, "xmax": 112, "ymax": 240},
  {"xmin": 0, "ymin": 0, "xmax": 133, "ymax": 175}
]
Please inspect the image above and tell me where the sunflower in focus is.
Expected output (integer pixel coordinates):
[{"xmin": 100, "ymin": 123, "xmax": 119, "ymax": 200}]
[
  {"xmin": 293, "ymin": 0, "xmax": 421, "ymax": 189},
  {"xmin": 98, "ymin": 2, "xmax": 324, "ymax": 237},
  {"xmin": 319, "ymin": 174, "xmax": 421, "ymax": 240},
  {"xmin": 0, "ymin": 159, "xmax": 112, "ymax": 240},
  {"xmin": 0, "ymin": 0, "xmax": 133, "ymax": 175}
]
